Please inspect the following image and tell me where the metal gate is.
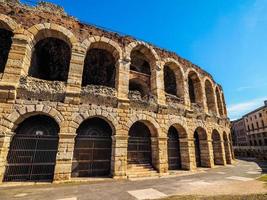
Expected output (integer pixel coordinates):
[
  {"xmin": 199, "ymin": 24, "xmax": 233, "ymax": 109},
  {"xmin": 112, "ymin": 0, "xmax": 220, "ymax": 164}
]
[
  {"xmin": 128, "ymin": 122, "xmax": 152, "ymax": 164},
  {"xmin": 167, "ymin": 127, "xmax": 181, "ymax": 170},
  {"xmin": 71, "ymin": 118, "xmax": 112, "ymax": 177},
  {"xmin": 4, "ymin": 115, "xmax": 59, "ymax": 182},
  {"xmin": 194, "ymin": 131, "xmax": 201, "ymax": 167}
]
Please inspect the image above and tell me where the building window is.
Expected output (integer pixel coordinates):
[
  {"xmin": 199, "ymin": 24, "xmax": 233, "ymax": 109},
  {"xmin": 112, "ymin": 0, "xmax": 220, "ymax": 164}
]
[
  {"xmin": 256, "ymin": 122, "xmax": 259, "ymax": 129},
  {"xmin": 255, "ymin": 115, "xmax": 257, "ymax": 119},
  {"xmin": 259, "ymin": 140, "xmax": 262, "ymax": 146},
  {"xmin": 259, "ymin": 113, "xmax": 262, "ymax": 117},
  {"xmin": 264, "ymin": 139, "xmax": 267, "ymax": 145},
  {"xmin": 252, "ymin": 124, "xmax": 255, "ymax": 130}
]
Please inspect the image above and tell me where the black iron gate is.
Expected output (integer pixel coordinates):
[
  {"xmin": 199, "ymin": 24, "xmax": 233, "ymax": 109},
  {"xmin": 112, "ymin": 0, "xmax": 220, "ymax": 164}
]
[
  {"xmin": 71, "ymin": 118, "xmax": 112, "ymax": 177},
  {"xmin": 194, "ymin": 131, "xmax": 201, "ymax": 167},
  {"xmin": 4, "ymin": 115, "xmax": 59, "ymax": 182},
  {"xmin": 167, "ymin": 127, "xmax": 181, "ymax": 170},
  {"xmin": 128, "ymin": 122, "xmax": 152, "ymax": 164}
]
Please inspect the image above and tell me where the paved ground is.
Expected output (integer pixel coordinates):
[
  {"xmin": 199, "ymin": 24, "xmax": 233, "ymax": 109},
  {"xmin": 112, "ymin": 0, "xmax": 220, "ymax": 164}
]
[{"xmin": 0, "ymin": 159, "xmax": 266, "ymax": 200}]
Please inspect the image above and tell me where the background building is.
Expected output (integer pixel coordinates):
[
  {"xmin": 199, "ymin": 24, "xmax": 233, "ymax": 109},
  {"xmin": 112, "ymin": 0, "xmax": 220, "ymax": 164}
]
[{"xmin": 232, "ymin": 101, "xmax": 267, "ymax": 159}]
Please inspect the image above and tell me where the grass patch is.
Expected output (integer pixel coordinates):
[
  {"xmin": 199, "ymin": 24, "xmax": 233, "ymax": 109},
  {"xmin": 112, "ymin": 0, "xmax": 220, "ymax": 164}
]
[
  {"xmin": 258, "ymin": 174, "xmax": 267, "ymax": 182},
  {"xmin": 159, "ymin": 194, "xmax": 267, "ymax": 200}
]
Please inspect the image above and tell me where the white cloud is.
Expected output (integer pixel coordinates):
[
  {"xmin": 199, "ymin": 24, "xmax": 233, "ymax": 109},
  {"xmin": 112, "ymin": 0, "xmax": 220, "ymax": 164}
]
[{"xmin": 227, "ymin": 97, "xmax": 267, "ymax": 120}]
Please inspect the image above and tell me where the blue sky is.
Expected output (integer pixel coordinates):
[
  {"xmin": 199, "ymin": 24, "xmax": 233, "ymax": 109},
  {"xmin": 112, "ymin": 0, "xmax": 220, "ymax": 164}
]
[{"xmin": 22, "ymin": 0, "xmax": 267, "ymax": 120}]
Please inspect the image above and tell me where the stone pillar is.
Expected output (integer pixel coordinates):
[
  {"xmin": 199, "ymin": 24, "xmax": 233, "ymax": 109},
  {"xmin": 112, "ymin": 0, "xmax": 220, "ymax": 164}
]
[
  {"xmin": 116, "ymin": 59, "xmax": 130, "ymax": 102},
  {"xmin": 200, "ymin": 139, "xmax": 213, "ymax": 168},
  {"xmin": 151, "ymin": 63, "xmax": 166, "ymax": 105},
  {"xmin": 0, "ymin": 34, "xmax": 29, "ymax": 102},
  {"xmin": 201, "ymin": 83, "xmax": 209, "ymax": 114},
  {"xmin": 180, "ymin": 138, "xmax": 194, "ymax": 170},
  {"xmin": 0, "ymin": 133, "xmax": 12, "ymax": 182},
  {"xmin": 212, "ymin": 140, "xmax": 226, "ymax": 165},
  {"xmin": 151, "ymin": 136, "xmax": 159, "ymax": 172},
  {"xmin": 65, "ymin": 47, "xmax": 85, "ymax": 104},
  {"xmin": 188, "ymin": 138, "xmax": 197, "ymax": 170},
  {"xmin": 53, "ymin": 133, "xmax": 76, "ymax": 182},
  {"xmin": 111, "ymin": 135, "xmax": 128, "ymax": 179},
  {"xmin": 157, "ymin": 137, "xmax": 168, "ymax": 175}
]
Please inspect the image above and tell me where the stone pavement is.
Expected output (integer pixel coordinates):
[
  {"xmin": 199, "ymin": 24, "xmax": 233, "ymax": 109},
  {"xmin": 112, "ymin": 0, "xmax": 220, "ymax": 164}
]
[{"xmin": 0, "ymin": 159, "xmax": 266, "ymax": 200}]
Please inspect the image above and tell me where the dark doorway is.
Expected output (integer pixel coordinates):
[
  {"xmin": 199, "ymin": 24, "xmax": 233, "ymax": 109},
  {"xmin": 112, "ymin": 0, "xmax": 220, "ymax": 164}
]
[
  {"xmin": 4, "ymin": 115, "xmax": 59, "ymax": 182},
  {"xmin": 0, "ymin": 28, "xmax": 13, "ymax": 73},
  {"xmin": 82, "ymin": 48, "xmax": 116, "ymax": 87},
  {"xmin": 128, "ymin": 122, "xmax": 152, "ymax": 164},
  {"xmin": 194, "ymin": 131, "xmax": 201, "ymax": 167},
  {"xmin": 167, "ymin": 126, "xmax": 181, "ymax": 170},
  {"xmin": 164, "ymin": 66, "xmax": 177, "ymax": 96},
  {"xmin": 71, "ymin": 118, "xmax": 112, "ymax": 177},
  {"xmin": 29, "ymin": 37, "xmax": 71, "ymax": 81}
]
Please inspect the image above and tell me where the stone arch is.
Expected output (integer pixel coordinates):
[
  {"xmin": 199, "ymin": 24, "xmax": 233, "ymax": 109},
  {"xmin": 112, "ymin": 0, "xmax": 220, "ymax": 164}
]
[
  {"xmin": 0, "ymin": 14, "xmax": 19, "ymax": 31},
  {"xmin": 215, "ymin": 86, "xmax": 224, "ymax": 116},
  {"xmin": 81, "ymin": 37, "xmax": 122, "ymax": 88},
  {"xmin": 26, "ymin": 24, "xmax": 78, "ymax": 81},
  {"xmin": 167, "ymin": 123, "xmax": 189, "ymax": 170},
  {"xmin": 127, "ymin": 114, "xmax": 160, "ymax": 137},
  {"xmin": 3, "ymin": 114, "xmax": 60, "ymax": 182},
  {"xmin": 125, "ymin": 41, "xmax": 159, "ymax": 65},
  {"xmin": 166, "ymin": 118, "xmax": 188, "ymax": 139},
  {"xmin": 72, "ymin": 111, "xmax": 118, "ymax": 135},
  {"xmin": 81, "ymin": 36, "xmax": 123, "ymax": 60},
  {"xmin": 27, "ymin": 23, "xmax": 78, "ymax": 48},
  {"xmin": 2, "ymin": 106, "xmax": 64, "ymax": 134},
  {"xmin": 187, "ymin": 69, "xmax": 203, "ymax": 107},
  {"xmin": 71, "ymin": 116, "xmax": 113, "ymax": 177},
  {"xmin": 204, "ymin": 78, "xmax": 217, "ymax": 114},
  {"xmin": 194, "ymin": 127, "xmax": 209, "ymax": 167},
  {"xmin": 163, "ymin": 58, "xmax": 185, "ymax": 99},
  {"xmin": 0, "ymin": 15, "xmax": 19, "ymax": 74},
  {"xmin": 212, "ymin": 129, "xmax": 224, "ymax": 165}
]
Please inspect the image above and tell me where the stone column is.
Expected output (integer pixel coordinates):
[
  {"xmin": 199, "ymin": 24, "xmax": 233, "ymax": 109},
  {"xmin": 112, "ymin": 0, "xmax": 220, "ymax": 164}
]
[
  {"xmin": 0, "ymin": 34, "xmax": 29, "ymax": 102},
  {"xmin": 0, "ymin": 132, "xmax": 13, "ymax": 182},
  {"xmin": 188, "ymin": 137, "xmax": 197, "ymax": 170},
  {"xmin": 151, "ymin": 63, "xmax": 166, "ymax": 105},
  {"xmin": 116, "ymin": 59, "xmax": 130, "ymax": 102},
  {"xmin": 201, "ymin": 83, "xmax": 209, "ymax": 114},
  {"xmin": 200, "ymin": 139, "xmax": 213, "ymax": 168},
  {"xmin": 212, "ymin": 140, "xmax": 226, "ymax": 165},
  {"xmin": 53, "ymin": 133, "xmax": 76, "ymax": 182},
  {"xmin": 111, "ymin": 134, "xmax": 128, "ymax": 179},
  {"xmin": 180, "ymin": 138, "xmax": 194, "ymax": 170},
  {"xmin": 157, "ymin": 137, "xmax": 168, "ymax": 175},
  {"xmin": 65, "ymin": 47, "xmax": 85, "ymax": 104},
  {"xmin": 151, "ymin": 136, "xmax": 159, "ymax": 172}
]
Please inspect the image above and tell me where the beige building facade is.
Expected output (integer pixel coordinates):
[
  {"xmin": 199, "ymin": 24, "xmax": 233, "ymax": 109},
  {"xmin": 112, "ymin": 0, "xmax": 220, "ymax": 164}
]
[
  {"xmin": 0, "ymin": 1, "xmax": 233, "ymax": 183},
  {"xmin": 232, "ymin": 101, "xmax": 267, "ymax": 159}
]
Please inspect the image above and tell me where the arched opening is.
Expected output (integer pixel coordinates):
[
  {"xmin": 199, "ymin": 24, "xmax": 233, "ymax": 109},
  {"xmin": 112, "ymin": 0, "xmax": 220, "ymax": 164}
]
[
  {"xmin": 167, "ymin": 126, "xmax": 181, "ymax": 170},
  {"xmin": 4, "ymin": 115, "xmax": 59, "ymax": 182},
  {"xmin": 128, "ymin": 121, "xmax": 152, "ymax": 165},
  {"xmin": 164, "ymin": 65, "xmax": 177, "ymax": 96},
  {"xmin": 205, "ymin": 80, "xmax": 216, "ymax": 114},
  {"xmin": 129, "ymin": 47, "xmax": 152, "ymax": 98},
  {"xmin": 29, "ymin": 37, "xmax": 71, "ymax": 82},
  {"xmin": 130, "ymin": 50, "xmax": 151, "ymax": 75},
  {"xmin": 71, "ymin": 117, "xmax": 112, "ymax": 177},
  {"xmin": 188, "ymin": 71, "xmax": 203, "ymax": 107},
  {"xmin": 194, "ymin": 127, "xmax": 207, "ymax": 167},
  {"xmin": 212, "ymin": 130, "xmax": 223, "ymax": 165},
  {"xmin": 129, "ymin": 78, "xmax": 149, "ymax": 98},
  {"xmin": 0, "ymin": 28, "xmax": 13, "ymax": 73},
  {"xmin": 216, "ymin": 88, "xmax": 223, "ymax": 116},
  {"xmin": 223, "ymin": 132, "xmax": 231, "ymax": 164},
  {"xmin": 82, "ymin": 48, "xmax": 116, "ymax": 88}
]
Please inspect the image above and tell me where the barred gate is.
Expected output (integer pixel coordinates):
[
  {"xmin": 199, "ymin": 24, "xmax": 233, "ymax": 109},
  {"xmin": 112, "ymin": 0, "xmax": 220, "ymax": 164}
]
[
  {"xmin": 71, "ymin": 118, "xmax": 112, "ymax": 177},
  {"xmin": 128, "ymin": 122, "xmax": 152, "ymax": 164},
  {"xmin": 4, "ymin": 115, "xmax": 59, "ymax": 182},
  {"xmin": 167, "ymin": 127, "xmax": 181, "ymax": 170}
]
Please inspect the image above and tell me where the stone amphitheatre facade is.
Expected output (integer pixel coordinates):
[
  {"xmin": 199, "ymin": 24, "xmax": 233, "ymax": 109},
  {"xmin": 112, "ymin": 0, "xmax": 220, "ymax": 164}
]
[{"xmin": 0, "ymin": 1, "xmax": 234, "ymax": 183}]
